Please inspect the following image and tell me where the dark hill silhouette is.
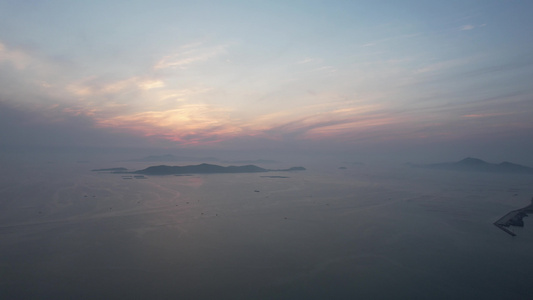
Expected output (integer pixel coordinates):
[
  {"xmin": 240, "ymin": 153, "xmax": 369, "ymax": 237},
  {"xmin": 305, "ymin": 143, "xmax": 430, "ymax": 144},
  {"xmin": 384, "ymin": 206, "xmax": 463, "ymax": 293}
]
[
  {"xmin": 132, "ymin": 163, "xmax": 306, "ymax": 175},
  {"xmin": 457, "ymin": 157, "xmax": 486, "ymax": 165},
  {"xmin": 409, "ymin": 157, "xmax": 533, "ymax": 174}
]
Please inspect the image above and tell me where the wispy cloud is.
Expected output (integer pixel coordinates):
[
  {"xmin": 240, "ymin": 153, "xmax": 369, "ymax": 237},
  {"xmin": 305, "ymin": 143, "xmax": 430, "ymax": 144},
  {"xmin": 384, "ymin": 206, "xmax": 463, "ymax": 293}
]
[
  {"xmin": 68, "ymin": 76, "xmax": 166, "ymax": 97},
  {"xmin": 414, "ymin": 57, "xmax": 473, "ymax": 74},
  {"xmin": 249, "ymin": 101, "xmax": 403, "ymax": 141},
  {"xmin": 154, "ymin": 43, "xmax": 229, "ymax": 70},
  {"xmin": 296, "ymin": 57, "xmax": 320, "ymax": 64},
  {"xmin": 0, "ymin": 42, "xmax": 32, "ymax": 70},
  {"xmin": 0, "ymin": 40, "xmax": 77, "ymax": 109},
  {"xmin": 462, "ymin": 113, "xmax": 508, "ymax": 118},
  {"xmin": 0, "ymin": 38, "xmax": 421, "ymax": 148},
  {"xmin": 459, "ymin": 24, "xmax": 485, "ymax": 31},
  {"xmin": 95, "ymin": 104, "xmax": 242, "ymax": 144},
  {"xmin": 359, "ymin": 33, "xmax": 420, "ymax": 48},
  {"xmin": 460, "ymin": 24, "xmax": 475, "ymax": 31}
]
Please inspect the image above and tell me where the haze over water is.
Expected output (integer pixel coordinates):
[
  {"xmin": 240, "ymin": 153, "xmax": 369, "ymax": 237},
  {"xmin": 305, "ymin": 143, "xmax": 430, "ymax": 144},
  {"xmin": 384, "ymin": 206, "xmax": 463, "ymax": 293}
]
[{"xmin": 2, "ymin": 157, "xmax": 533, "ymax": 299}]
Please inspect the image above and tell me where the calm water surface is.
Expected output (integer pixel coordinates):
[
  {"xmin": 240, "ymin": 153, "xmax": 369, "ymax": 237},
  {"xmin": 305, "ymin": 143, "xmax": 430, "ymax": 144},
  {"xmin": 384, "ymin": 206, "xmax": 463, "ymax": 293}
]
[{"xmin": 1, "ymin": 161, "xmax": 533, "ymax": 299}]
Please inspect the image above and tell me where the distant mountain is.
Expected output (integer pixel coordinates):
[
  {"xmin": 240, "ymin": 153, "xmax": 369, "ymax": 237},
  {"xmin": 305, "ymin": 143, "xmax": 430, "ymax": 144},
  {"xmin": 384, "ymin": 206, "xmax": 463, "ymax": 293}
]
[
  {"xmin": 133, "ymin": 163, "xmax": 306, "ymax": 175},
  {"xmin": 410, "ymin": 157, "xmax": 533, "ymax": 174}
]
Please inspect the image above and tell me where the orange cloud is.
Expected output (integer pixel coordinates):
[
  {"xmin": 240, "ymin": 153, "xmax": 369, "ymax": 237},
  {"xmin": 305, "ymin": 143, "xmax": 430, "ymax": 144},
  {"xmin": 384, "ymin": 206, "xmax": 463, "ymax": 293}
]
[
  {"xmin": 95, "ymin": 104, "xmax": 244, "ymax": 144},
  {"xmin": 0, "ymin": 42, "xmax": 32, "ymax": 70},
  {"xmin": 68, "ymin": 77, "xmax": 165, "ymax": 97},
  {"xmin": 85, "ymin": 95, "xmax": 408, "ymax": 146},
  {"xmin": 462, "ymin": 113, "xmax": 508, "ymax": 118}
]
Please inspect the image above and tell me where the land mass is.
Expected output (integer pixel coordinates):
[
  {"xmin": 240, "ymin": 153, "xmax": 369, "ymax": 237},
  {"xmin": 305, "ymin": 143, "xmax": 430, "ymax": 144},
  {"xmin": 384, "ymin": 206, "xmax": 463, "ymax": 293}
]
[
  {"xmin": 131, "ymin": 163, "xmax": 305, "ymax": 175},
  {"xmin": 494, "ymin": 197, "xmax": 533, "ymax": 236},
  {"xmin": 409, "ymin": 157, "xmax": 533, "ymax": 174}
]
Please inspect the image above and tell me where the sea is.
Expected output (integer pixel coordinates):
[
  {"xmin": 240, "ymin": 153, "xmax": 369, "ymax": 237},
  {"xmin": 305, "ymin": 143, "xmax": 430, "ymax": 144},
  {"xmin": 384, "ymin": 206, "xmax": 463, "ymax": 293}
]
[{"xmin": 1, "ymin": 158, "xmax": 533, "ymax": 299}]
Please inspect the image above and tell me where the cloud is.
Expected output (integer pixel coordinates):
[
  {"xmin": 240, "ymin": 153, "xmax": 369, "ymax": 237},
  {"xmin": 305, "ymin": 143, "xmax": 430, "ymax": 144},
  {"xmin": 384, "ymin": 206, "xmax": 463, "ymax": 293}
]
[
  {"xmin": 67, "ymin": 76, "xmax": 165, "ymax": 97},
  {"xmin": 2, "ymin": 38, "xmax": 412, "ymax": 151},
  {"xmin": 459, "ymin": 24, "xmax": 475, "ymax": 31},
  {"xmin": 462, "ymin": 113, "xmax": 508, "ymax": 118},
  {"xmin": 0, "ymin": 100, "xmax": 152, "ymax": 150},
  {"xmin": 459, "ymin": 23, "xmax": 487, "ymax": 31},
  {"xmin": 254, "ymin": 103, "xmax": 402, "ymax": 142},
  {"xmin": 296, "ymin": 57, "xmax": 320, "ymax": 64},
  {"xmin": 64, "ymin": 75, "xmax": 214, "ymax": 121},
  {"xmin": 0, "ymin": 42, "xmax": 32, "ymax": 70},
  {"xmin": 95, "ymin": 104, "xmax": 243, "ymax": 144},
  {"xmin": 311, "ymin": 65, "xmax": 337, "ymax": 74},
  {"xmin": 414, "ymin": 57, "xmax": 473, "ymax": 74},
  {"xmin": 154, "ymin": 44, "xmax": 229, "ymax": 70},
  {"xmin": 359, "ymin": 33, "xmax": 420, "ymax": 48},
  {"xmin": 0, "ymin": 40, "xmax": 83, "ymax": 113}
]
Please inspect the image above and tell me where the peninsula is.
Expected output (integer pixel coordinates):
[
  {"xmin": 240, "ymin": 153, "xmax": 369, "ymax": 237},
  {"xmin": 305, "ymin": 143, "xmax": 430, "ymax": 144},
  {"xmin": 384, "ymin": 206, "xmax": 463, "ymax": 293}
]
[
  {"xmin": 131, "ymin": 163, "xmax": 305, "ymax": 175},
  {"xmin": 494, "ymin": 197, "xmax": 533, "ymax": 236}
]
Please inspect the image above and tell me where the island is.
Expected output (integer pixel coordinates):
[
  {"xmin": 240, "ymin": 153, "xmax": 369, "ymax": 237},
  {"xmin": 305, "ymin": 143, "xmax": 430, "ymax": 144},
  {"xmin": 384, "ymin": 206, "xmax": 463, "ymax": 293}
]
[
  {"xmin": 494, "ymin": 197, "xmax": 533, "ymax": 236},
  {"xmin": 130, "ymin": 163, "xmax": 305, "ymax": 175}
]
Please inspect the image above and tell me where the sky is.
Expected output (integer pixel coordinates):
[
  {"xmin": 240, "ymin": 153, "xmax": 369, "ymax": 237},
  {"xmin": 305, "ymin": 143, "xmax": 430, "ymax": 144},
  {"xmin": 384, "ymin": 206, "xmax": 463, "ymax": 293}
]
[{"xmin": 1, "ymin": 0, "xmax": 532, "ymax": 163}]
